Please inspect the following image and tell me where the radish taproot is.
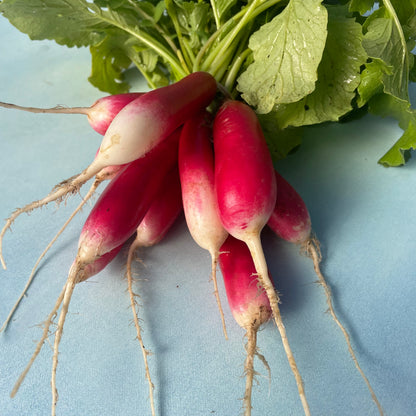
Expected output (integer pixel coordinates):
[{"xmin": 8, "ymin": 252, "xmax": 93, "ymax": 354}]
[
  {"xmin": 0, "ymin": 92, "xmax": 144, "ymax": 135},
  {"xmin": 11, "ymin": 129, "xmax": 181, "ymax": 416},
  {"xmin": 213, "ymin": 99, "xmax": 310, "ymax": 416},
  {"xmin": 178, "ymin": 111, "xmax": 229, "ymax": 338},
  {"xmin": 219, "ymin": 235, "xmax": 272, "ymax": 416},
  {"xmin": 0, "ymin": 71, "xmax": 217, "ymax": 269},
  {"xmin": 268, "ymin": 169, "xmax": 384, "ymax": 415},
  {"xmin": 125, "ymin": 165, "xmax": 183, "ymax": 416}
]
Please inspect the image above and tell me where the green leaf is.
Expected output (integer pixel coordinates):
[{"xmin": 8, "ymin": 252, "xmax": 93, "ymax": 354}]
[
  {"xmin": 272, "ymin": 5, "xmax": 367, "ymax": 127},
  {"xmin": 389, "ymin": 0, "xmax": 416, "ymax": 25},
  {"xmin": 172, "ymin": 1, "xmax": 213, "ymax": 50},
  {"xmin": 368, "ymin": 93, "xmax": 416, "ymax": 166},
  {"xmin": 378, "ymin": 119, "xmax": 416, "ymax": 166},
  {"xmin": 257, "ymin": 113, "xmax": 303, "ymax": 161},
  {"xmin": 88, "ymin": 31, "xmax": 132, "ymax": 94},
  {"xmin": 362, "ymin": 5, "xmax": 411, "ymax": 102},
  {"xmin": 0, "ymin": 0, "xmax": 109, "ymax": 47},
  {"xmin": 212, "ymin": 0, "xmax": 238, "ymax": 23},
  {"xmin": 348, "ymin": 0, "xmax": 376, "ymax": 15},
  {"xmin": 357, "ymin": 58, "xmax": 393, "ymax": 107},
  {"xmin": 237, "ymin": 0, "xmax": 328, "ymax": 114}
]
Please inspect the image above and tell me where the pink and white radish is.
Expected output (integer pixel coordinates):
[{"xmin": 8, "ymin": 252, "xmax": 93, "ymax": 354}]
[
  {"xmin": 125, "ymin": 165, "xmax": 183, "ymax": 416},
  {"xmin": 219, "ymin": 235, "xmax": 272, "ymax": 416},
  {"xmin": 11, "ymin": 129, "xmax": 181, "ymax": 416},
  {"xmin": 0, "ymin": 92, "xmax": 144, "ymax": 135},
  {"xmin": 268, "ymin": 170, "xmax": 384, "ymax": 415},
  {"xmin": 213, "ymin": 99, "xmax": 310, "ymax": 416},
  {"xmin": 0, "ymin": 71, "xmax": 217, "ymax": 269},
  {"xmin": 178, "ymin": 111, "xmax": 229, "ymax": 338}
]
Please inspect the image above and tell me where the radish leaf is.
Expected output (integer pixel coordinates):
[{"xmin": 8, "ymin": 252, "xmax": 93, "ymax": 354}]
[
  {"xmin": 271, "ymin": 6, "xmax": 367, "ymax": 127},
  {"xmin": 237, "ymin": 0, "xmax": 328, "ymax": 114}
]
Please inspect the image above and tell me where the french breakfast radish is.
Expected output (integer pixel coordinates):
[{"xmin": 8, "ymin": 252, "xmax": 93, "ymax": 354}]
[
  {"xmin": 178, "ymin": 111, "xmax": 229, "ymax": 338},
  {"xmin": 0, "ymin": 71, "xmax": 217, "ymax": 269},
  {"xmin": 213, "ymin": 99, "xmax": 310, "ymax": 416},
  {"xmin": 125, "ymin": 165, "xmax": 183, "ymax": 416},
  {"xmin": 268, "ymin": 170, "xmax": 384, "ymax": 415},
  {"xmin": 11, "ymin": 129, "xmax": 181, "ymax": 416},
  {"xmin": 219, "ymin": 235, "xmax": 272, "ymax": 416},
  {"xmin": 0, "ymin": 92, "xmax": 143, "ymax": 135}
]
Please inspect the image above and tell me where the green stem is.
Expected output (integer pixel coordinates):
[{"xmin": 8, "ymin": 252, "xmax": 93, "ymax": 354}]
[
  {"xmin": 97, "ymin": 10, "xmax": 188, "ymax": 79},
  {"xmin": 207, "ymin": 0, "xmax": 262, "ymax": 73},
  {"xmin": 201, "ymin": 0, "xmax": 285, "ymax": 76},
  {"xmin": 210, "ymin": 0, "xmax": 221, "ymax": 29},
  {"xmin": 165, "ymin": 0, "xmax": 193, "ymax": 71},
  {"xmin": 224, "ymin": 48, "xmax": 252, "ymax": 92}
]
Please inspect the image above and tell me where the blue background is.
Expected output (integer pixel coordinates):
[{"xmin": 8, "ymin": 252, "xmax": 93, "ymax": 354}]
[{"xmin": 0, "ymin": 16, "xmax": 415, "ymax": 416}]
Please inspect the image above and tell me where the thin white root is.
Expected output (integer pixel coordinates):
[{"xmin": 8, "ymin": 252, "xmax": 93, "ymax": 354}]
[
  {"xmin": 243, "ymin": 326, "xmax": 257, "ymax": 416},
  {"xmin": 126, "ymin": 239, "xmax": 156, "ymax": 416},
  {"xmin": 10, "ymin": 283, "xmax": 67, "ymax": 398},
  {"xmin": 51, "ymin": 262, "xmax": 80, "ymax": 416},
  {"xmin": 306, "ymin": 237, "xmax": 384, "ymax": 416},
  {"xmin": 210, "ymin": 252, "xmax": 228, "ymax": 339},
  {"xmin": 246, "ymin": 235, "xmax": 310, "ymax": 416},
  {"xmin": 0, "ymin": 180, "xmax": 101, "ymax": 333},
  {"xmin": 0, "ymin": 101, "xmax": 90, "ymax": 116},
  {"xmin": 0, "ymin": 164, "xmax": 103, "ymax": 270}
]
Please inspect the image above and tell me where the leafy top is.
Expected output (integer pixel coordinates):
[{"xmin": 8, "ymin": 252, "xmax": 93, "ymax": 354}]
[{"xmin": 0, "ymin": 0, "xmax": 415, "ymax": 165}]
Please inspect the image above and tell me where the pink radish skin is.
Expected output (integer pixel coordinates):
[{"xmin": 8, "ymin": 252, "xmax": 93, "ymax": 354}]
[
  {"xmin": 126, "ymin": 166, "xmax": 183, "ymax": 416},
  {"xmin": 0, "ymin": 92, "xmax": 143, "ymax": 135},
  {"xmin": 86, "ymin": 93, "xmax": 144, "ymax": 134},
  {"xmin": 0, "ymin": 72, "xmax": 216, "ymax": 269},
  {"xmin": 94, "ymin": 71, "xmax": 217, "ymax": 169},
  {"xmin": 268, "ymin": 170, "xmax": 385, "ymax": 415},
  {"xmin": 77, "ymin": 129, "xmax": 181, "ymax": 263},
  {"xmin": 213, "ymin": 99, "xmax": 310, "ymax": 416},
  {"xmin": 133, "ymin": 167, "xmax": 183, "ymax": 248},
  {"xmin": 178, "ymin": 111, "xmax": 229, "ymax": 338},
  {"xmin": 220, "ymin": 236, "xmax": 272, "ymax": 328},
  {"xmin": 268, "ymin": 171, "xmax": 312, "ymax": 244},
  {"xmin": 219, "ymin": 235, "xmax": 272, "ymax": 416},
  {"xmin": 11, "ymin": 129, "xmax": 181, "ymax": 416}
]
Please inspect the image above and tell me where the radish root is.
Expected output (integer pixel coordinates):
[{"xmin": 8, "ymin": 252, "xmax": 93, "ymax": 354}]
[
  {"xmin": 0, "ymin": 179, "xmax": 101, "ymax": 332},
  {"xmin": 51, "ymin": 262, "xmax": 80, "ymax": 416},
  {"xmin": 0, "ymin": 165, "xmax": 104, "ymax": 270},
  {"xmin": 243, "ymin": 325, "xmax": 257, "ymax": 416},
  {"xmin": 10, "ymin": 284, "xmax": 67, "ymax": 398},
  {"xmin": 209, "ymin": 252, "xmax": 228, "ymax": 339},
  {"xmin": 0, "ymin": 101, "xmax": 90, "ymax": 116},
  {"xmin": 245, "ymin": 234, "xmax": 311, "ymax": 416},
  {"xmin": 126, "ymin": 239, "xmax": 156, "ymax": 416},
  {"xmin": 305, "ymin": 236, "xmax": 384, "ymax": 416}
]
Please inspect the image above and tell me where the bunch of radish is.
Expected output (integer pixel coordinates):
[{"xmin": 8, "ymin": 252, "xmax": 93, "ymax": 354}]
[{"xmin": 0, "ymin": 72, "xmax": 384, "ymax": 416}]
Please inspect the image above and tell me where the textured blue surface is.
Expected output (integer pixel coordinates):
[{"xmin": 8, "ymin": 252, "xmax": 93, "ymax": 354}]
[{"xmin": 0, "ymin": 17, "xmax": 415, "ymax": 416}]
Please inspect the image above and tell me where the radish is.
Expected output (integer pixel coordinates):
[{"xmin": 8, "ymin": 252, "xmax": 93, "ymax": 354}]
[
  {"xmin": 213, "ymin": 99, "xmax": 310, "ymax": 415},
  {"xmin": 0, "ymin": 71, "xmax": 217, "ymax": 269},
  {"xmin": 178, "ymin": 111, "xmax": 229, "ymax": 338},
  {"xmin": 10, "ymin": 129, "xmax": 181, "ymax": 416},
  {"xmin": 0, "ymin": 92, "xmax": 143, "ymax": 135},
  {"xmin": 268, "ymin": 170, "xmax": 384, "ymax": 415},
  {"xmin": 219, "ymin": 235, "xmax": 272, "ymax": 416},
  {"xmin": 125, "ymin": 165, "xmax": 183, "ymax": 416}
]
